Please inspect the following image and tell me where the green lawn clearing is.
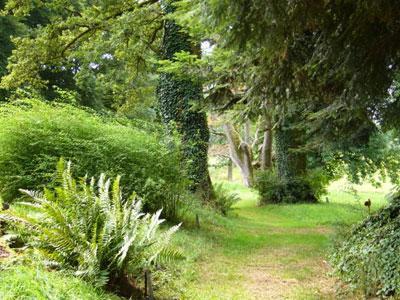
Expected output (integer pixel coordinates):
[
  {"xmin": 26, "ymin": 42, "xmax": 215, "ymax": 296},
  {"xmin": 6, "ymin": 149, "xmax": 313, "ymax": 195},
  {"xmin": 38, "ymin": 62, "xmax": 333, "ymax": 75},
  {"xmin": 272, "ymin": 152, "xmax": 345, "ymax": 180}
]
[{"xmin": 160, "ymin": 173, "xmax": 392, "ymax": 299}]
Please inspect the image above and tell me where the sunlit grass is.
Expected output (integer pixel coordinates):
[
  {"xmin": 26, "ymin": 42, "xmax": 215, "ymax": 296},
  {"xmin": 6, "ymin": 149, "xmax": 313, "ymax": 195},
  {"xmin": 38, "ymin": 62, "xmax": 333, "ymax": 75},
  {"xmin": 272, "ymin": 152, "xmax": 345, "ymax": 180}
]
[{"xmin": 161, "ymin": 165, "xmax": 393, "ymax": 299}]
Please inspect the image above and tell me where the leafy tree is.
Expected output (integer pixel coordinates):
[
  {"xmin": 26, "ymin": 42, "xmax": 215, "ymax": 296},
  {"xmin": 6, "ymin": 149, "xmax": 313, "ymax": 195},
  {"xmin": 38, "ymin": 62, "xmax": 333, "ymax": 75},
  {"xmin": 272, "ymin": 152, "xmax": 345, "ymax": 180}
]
[
  {"xmin": 181, "ymin": 0, "xmax": 400, "ymax": 143},
  {"xmin": 0, "ymin": 0, "xmax": 162, "ymax": 112},
  {"xmin": 171, "ymin": 0, "xmax": 400, "ymax": 200}
]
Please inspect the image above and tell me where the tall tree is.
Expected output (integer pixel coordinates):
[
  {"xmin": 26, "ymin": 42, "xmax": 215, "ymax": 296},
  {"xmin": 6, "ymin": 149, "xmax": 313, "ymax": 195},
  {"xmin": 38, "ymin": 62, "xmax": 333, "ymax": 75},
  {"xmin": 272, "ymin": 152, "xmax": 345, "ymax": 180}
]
[
  {"xmin": 171, "ymin": 0, "xmax": 400, "ymax": 197},
  {"xmin": 1, "ymin": 0, "xmax": 214, "ymax": 199},
  {"xmin": 158, "ymin": 0, "xmax": 213, "ymax": 200},
  {"xmin": 0, "ymin": 0, "xmax": 23, "ymax": 101}
]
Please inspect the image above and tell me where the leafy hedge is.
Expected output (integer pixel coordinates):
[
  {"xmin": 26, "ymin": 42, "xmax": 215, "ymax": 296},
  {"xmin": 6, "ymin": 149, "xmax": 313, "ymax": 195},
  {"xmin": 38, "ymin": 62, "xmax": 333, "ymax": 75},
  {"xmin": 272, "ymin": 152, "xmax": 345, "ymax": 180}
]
[
  {"xmin": 0, "ymin": 99, "xmax": 186, "ymax": 214},
  {"xmin": 330, "ymin": 198, "xmax": 400, "ymax": 297}
]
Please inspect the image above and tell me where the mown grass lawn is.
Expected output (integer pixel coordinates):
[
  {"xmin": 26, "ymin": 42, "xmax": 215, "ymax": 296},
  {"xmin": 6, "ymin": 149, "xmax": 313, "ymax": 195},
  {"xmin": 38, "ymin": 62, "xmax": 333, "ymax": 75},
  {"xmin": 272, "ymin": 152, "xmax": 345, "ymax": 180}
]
[
  {"xmin": 0, "ymin": 165, "xmax": 392, "ymax": 300},
  {"xmin": 159, "ymin": 172, "xmax": 392, "ymax": 299}
]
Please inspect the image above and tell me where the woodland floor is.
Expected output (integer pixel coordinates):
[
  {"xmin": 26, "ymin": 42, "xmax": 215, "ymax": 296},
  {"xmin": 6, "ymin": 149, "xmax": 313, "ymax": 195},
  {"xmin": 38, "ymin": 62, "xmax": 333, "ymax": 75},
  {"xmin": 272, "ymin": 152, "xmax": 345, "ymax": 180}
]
[{"xmin": 162, "ymin": 174, "xmax": 392, "ymax": 300}]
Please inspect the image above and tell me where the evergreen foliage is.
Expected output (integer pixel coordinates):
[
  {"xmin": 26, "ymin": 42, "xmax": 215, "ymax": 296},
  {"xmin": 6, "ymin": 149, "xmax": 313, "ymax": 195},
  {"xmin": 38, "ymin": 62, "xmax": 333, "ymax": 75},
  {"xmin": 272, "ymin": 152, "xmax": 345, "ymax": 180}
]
[
  {"xmin": 0, "ymin": 161, "xmax": 181, "ymax": 296},
  {"xmin": 256, "ymin": 171, "xmax": 317, "ymax": 204},
  {"xmin": 176, "ymin": 0, "xmax": 400, "ymax": 135}
]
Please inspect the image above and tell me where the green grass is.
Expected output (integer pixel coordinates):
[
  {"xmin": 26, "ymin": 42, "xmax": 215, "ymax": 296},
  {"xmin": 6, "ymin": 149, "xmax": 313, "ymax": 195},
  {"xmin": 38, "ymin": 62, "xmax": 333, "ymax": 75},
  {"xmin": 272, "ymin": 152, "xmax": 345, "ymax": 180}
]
[
  {"xmin": 157, "ymin": 166, "xmax": 393, "ymax": 299},
  {"xmin": 0, "ymin": 265, "xmax": 120, "ymax": 300},
  {"xmin": 1, "ymin": 163, "xmax": 393, "ymax": 299}
]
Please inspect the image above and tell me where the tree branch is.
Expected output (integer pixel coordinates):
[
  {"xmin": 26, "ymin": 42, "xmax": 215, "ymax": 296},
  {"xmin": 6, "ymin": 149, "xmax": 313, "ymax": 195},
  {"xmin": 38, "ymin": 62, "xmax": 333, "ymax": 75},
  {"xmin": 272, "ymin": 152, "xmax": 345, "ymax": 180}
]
[{"xmin": 59, "ymin": 0, "xmax": 161, "ymax": 57}]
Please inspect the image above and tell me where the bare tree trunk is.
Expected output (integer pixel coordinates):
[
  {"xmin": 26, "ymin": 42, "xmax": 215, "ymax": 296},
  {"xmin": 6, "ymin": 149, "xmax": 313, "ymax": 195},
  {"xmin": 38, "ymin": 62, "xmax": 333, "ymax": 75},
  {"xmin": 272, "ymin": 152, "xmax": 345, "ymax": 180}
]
[
  {"xmin": 227, "ymin": 158, "xmax": 233, "ymax": 181},
  {"xmin": 260, "ymin": 116, "xmax": 273, "ymax": 170},
  {"xmin": 223, "ymin": 123, "xmax": 254, "ymax": 187}
]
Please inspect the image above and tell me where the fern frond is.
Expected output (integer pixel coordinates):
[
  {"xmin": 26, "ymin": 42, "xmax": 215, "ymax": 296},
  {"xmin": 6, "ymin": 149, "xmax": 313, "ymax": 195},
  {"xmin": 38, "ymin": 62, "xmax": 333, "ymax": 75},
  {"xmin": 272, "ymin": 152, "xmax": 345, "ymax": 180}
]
[
  {"xmin": 153, "ymin": 245, "xmax": 185, "ymax": 265},
  {"xmin": 6, "ymin": 161, "xmax": 181, "ymax": 289}
]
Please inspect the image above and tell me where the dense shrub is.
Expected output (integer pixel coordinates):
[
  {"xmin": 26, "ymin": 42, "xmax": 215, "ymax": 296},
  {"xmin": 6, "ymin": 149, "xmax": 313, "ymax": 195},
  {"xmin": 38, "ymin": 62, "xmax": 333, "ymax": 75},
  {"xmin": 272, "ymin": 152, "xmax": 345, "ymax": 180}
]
[
  {"xmin": 212, "ymin": 183, "xmax": 239, "ymax": 215},
  {"xmin": 0, "ymin": 163, "xmax": 181, "ymax": 297},
  {"xmin": 255, "ymin": 170, "xmax": 317, "ymax": 204},
  {"xmin": 0, "ymin": 99, "xmax": 186, "ymax": 215},
  {"xmin": 330, "ymin": 196, "xmax": 400, "ymax": 297}
]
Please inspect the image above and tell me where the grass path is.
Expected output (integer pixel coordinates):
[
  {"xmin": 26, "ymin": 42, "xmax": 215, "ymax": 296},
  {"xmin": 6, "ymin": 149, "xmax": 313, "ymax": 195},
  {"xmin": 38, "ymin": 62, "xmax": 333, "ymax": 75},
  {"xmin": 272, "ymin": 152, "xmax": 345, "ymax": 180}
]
[{"xmin": 163, "ymin": 179, "xmax": 390, "ymax": 300}]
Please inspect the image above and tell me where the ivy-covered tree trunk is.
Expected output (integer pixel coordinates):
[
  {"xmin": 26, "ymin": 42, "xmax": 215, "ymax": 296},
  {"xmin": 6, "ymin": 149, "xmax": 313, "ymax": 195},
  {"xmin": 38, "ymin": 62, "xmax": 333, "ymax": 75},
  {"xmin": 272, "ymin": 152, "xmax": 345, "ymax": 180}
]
[
  {"xmin": 272, "ymin": 117, "xmax": 316, "ymax": 203},
  {"xmin": 157, "ymin": 1, "xmax": 213, "ymax": 201},
  {"xmin": 274, "ymin": 119, "xmax": 307, "ymax": 181}
]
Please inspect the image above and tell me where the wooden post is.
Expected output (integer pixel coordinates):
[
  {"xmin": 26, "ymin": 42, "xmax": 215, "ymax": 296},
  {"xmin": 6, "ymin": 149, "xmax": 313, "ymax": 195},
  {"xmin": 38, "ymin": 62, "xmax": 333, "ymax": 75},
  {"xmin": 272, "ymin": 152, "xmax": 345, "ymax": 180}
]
[
  {"xmin": 195, "ymin": 214, "xmax": 200, "ymax": 229},
  {"xmin": 144, "ymin": 269, "xmax": 154, "ymax": 300}
]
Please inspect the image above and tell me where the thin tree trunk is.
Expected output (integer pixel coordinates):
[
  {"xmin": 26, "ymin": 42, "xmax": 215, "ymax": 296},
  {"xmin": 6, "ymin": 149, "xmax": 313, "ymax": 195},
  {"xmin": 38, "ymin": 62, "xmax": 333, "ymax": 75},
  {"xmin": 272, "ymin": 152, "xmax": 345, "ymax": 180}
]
[
  {"xmin": 227, "ymin": 158, "xmax": 233, "ymax": 181},
  {"xmin": 275, "ymin": 123, "xmax": 292, "ymax": 181},
  {"xmin": 260, "ymin": 116, "xmax": 273, "ymax": 170}
]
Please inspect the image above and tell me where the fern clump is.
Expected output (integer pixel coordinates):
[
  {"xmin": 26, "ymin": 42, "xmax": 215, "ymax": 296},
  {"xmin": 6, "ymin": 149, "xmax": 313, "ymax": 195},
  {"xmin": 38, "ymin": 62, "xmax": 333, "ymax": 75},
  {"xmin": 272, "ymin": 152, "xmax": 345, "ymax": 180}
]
[
  {"xmin": 0, "ymin": 161, "xmax": 181, "ymax": 297},
  {"xmin": 212, "ymin": 183, "xmax": 239, "ymax": 215}
]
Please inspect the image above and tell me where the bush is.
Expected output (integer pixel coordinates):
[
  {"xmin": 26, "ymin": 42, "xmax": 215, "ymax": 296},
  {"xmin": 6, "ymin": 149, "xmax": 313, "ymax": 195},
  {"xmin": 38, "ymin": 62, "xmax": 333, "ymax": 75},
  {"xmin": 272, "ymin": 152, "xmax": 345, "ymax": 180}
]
[
  {"xmin": 304, "ymin": 167, "xmax": 331, "ymax": 198},
  {"xmin": 212, "ymin": 183, "xmax": 239, "ymax": 215},
  {"xmin": 0, "ymin": 162, "xmax": 181, "ymax": 298},
  {"xmin": 330, "ymin": 197, "xmax": 400, "ymax": 297},
  {"xmin": 0, "ymin": 265, "xmax": 119, "ymax": 300},
  {"xmin": 255, "ymin": 170, "xmax": 317, "ymax": 204},
  {"xmin": 0, "ymin": 99, "xmax": 186, "ymax": 216}
]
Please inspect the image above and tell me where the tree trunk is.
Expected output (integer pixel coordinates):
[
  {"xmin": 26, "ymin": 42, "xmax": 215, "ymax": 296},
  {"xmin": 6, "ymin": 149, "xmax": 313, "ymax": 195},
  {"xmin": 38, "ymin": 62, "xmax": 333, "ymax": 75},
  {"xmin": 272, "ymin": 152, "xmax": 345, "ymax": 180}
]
[
  {"xmin": 244, "ymin": 119, "xmax": 251, "ymax": 144},
  {"xmin": 272, "ymin": 117, "xmax": 316, "ymax": 203},
  {"xmin": 260, "ymin": 116, "xmax": 273, "ymax": 170},
  {"xmin": 223, "ymin": 123, "xmax": 254, "ymax": 187},
  {"xmin": 157, "ymin": 1, "xmax": 213, "ymax": 201},
  {"xmin": 274, "ymin": 118, "xmax": 306, "ymax": 181},
  {"xmin": 227, "ymin": 158, "xmax": 233, "ymax": 181}
]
